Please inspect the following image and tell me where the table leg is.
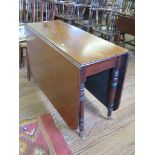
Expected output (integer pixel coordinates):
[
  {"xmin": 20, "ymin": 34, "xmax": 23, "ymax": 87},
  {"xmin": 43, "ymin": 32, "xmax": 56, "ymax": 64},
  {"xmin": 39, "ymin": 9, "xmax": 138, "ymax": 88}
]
[
  {"xmin": 79, "ymin": 82, "xmax": 84, "ymax": 137},
  {"xmin": 108, "ymin": 54, "xmax": 128, "ymax": 115},
  {"xmin": 107, "ymin": 68, "xmax": 119, "ymax": 120}
]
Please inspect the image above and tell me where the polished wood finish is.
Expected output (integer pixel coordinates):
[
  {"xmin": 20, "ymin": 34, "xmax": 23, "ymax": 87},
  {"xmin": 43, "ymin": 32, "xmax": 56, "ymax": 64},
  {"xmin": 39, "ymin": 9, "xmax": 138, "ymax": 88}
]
[
  {"xmin": 26, "ymin": 20, "xmax": 127, "ymax": 65},
  {"xmin": 26, "ymin": 27, "xmax": 80, "ymax": 129},
  {"xmin": 85, "ymin": 58, "xmax": 117, "ymax": 76},
  {"xmin": 26, "ymin": 20, "xmax": 128, "ymax": 135}
]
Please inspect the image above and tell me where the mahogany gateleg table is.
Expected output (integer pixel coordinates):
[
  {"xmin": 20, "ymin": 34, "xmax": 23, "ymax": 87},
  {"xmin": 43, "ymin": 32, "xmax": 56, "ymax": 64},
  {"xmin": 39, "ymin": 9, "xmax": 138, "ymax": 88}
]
[{"xmin": 25, "ymin": 20, "xmax": 128, "ymax": 136}]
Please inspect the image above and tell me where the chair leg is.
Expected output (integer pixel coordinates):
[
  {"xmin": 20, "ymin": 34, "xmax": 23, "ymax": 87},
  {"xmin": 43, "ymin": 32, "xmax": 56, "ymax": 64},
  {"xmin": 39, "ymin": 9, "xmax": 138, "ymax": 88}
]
[
  {"xmin": 114, "ymin": 33, "xmax": 121, "ymax": 45},
  {"xmin": 109, "ymin": 36, "xmax": 113, "ymax": 42},
  {"xmin": 26, "ymin": 50, "xmax": 31, "ymax": 81},
  {"xmin": 19, "ymin": 47, "xmax": 23, "ymax": 68},
  {"xmin": 23, "ymin": 48, "xmax": 25, "ymax": 68},
  {"xmin": 82, "ymin": 26, "xmax": 89, "ymax": 32},
  {"xmin": 103, "ymin": 35, "xmax": 110, "ymax": 41},
  {"xmin": 19, "ymin": 47, "xmax": 21, "ymax": 68},
  {"xmin": 89, "ymin": 27, "xmax": 93, "ymax": 34},
  {"xmin": 23, "ymin": 47, "xmax": 28, "ymax": 68},
  {"xmin": 122, "ymin": 33, "xmax": 125, "ymax": 47}
]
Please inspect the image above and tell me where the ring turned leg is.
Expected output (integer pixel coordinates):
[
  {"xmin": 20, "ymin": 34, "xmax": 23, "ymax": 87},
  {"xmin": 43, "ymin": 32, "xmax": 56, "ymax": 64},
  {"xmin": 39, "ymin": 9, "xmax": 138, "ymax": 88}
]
[
  {"xmin": 107, "ymin": 69, "xmax": 119, "ymax": 120},
  {"xmin": 79, "ymin": 83, "xmax": 85, "ymax": 137}
]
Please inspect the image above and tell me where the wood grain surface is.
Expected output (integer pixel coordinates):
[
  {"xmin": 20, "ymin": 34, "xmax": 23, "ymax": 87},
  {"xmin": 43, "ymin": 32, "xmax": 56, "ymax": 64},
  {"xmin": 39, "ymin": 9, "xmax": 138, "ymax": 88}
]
[
  {"xmin": 26, "ymin": 20, "xmax": 128, "ymax": 66},
  {"xmin": 25, "ymin": 20, "xmax": 128, "ymax": 131},
  {"xmin": 26, "ymin": 28, "xmax": 80, "ymax": 129}
]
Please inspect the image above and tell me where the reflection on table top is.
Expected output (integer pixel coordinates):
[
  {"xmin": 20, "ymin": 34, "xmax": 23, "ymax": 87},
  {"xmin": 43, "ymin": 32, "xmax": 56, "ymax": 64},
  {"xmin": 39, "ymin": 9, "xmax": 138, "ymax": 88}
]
[{"xmin": 26, "ymin": 20, "xmax": 128, "ymax": 66}]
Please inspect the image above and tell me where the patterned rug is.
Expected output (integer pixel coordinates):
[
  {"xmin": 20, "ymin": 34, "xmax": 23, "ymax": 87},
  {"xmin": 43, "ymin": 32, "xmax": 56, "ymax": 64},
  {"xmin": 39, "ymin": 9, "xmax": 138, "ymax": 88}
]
[{"xmin": 19, "ymin": 113, "xmax": 73, "ymax": 155}]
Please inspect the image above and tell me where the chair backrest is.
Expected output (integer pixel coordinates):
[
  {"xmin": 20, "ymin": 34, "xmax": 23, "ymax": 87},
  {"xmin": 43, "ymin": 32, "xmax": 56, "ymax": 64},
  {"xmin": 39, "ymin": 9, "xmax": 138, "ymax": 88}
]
[
  {"xmin": 26, "ymin": 0, "xmax": 35, "ymax": 22},
  {"xmin": 57, "ymin": 0, "xmax": 75, "ymax": 15},
  {"xmin": 90, "ymin": 0, "xmax": 123, "ymax": 30},
  {"xmin": 89, "ymin": 0, "xmax": 111, "ymax": 25},
  {"xmin": 25, "ymin": 0, "xmax": 42, "ymax": 22},
  {"xmin": 19, "ymin": 0, "xmax": 57, "ymax": 23},
  {"xmin": 41, "ymin": 0, "xmax": 57, "ymax": 21},
  {"xmin": 91, "ymin": 0, "xmax": 108, "ymax": 9},
  {"xmin": 73, "ymin": 0, "xmax": 91, "ymax": 20},
  {"xmin": 19, "ymin": 0, "xmax": 23, "ymax": 22},
  {"xmin": 106, "ymin": 0, "xmax": 124, "ymax": 30},
  {"xmin": 19, "ymin": 0, "xmax": 27, "ymax": 22},
  {"xmin": 121, "ymin": 0, "xmax": 135, "ymax": 15}
]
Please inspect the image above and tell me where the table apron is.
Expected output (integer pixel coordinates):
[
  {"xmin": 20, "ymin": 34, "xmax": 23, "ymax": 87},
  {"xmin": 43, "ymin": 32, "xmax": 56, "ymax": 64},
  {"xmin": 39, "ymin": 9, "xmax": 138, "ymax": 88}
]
[{"xmin": 85, "ymin": 57, "xmax": 117, "ymax": 77}]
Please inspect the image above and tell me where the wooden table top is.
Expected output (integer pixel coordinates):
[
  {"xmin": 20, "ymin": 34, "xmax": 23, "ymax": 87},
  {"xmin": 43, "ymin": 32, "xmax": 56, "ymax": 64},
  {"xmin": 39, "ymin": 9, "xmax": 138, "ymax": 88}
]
[{"xmin": 27, "ymin": 20, "xmax": 128, "ymax": 66}]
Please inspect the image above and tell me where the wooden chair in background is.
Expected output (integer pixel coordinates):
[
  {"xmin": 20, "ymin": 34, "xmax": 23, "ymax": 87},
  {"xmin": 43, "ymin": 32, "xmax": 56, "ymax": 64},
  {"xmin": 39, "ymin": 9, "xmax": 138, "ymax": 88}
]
[
  {"xmin": 90, "ymin": 0, "xmax": 123, "ymax": 41},
  {"xmin": 114, "ymin": 13, "xmax": 135, "ymax": 47},
  {"xmin": 20, "ymin": 1, "xmax": 57, "ymax": 81},
  {"xmin": 19, "ymin": 0, "xmax": 27, "ymax": 22},
  {"xmin": 41, "ymin": 0, "xmax": 57, "ymax": 21},
  {"xmin": 121, "ymin": 0, "xmax": 135, "ymax": 15},
  {"xmin": 19, "ymin": 0, "xmax": 41, "ymax": 22},
  {"xmin": 73, "ymin": 0, "xmax": 91, "ymax": 31},
  {"xmin": 55, "ymin": 0, "xmax": 76, "ymax": 24},
  {"xmin": 114, "ymin": 0, "xmax": 135, "ymax": 46},
  {"xmin": 19, "ymin": 24, "xmax": 27, "ymax": 68},
  {"xmin": 19, "ymin": 0, "xmax": 55, "ymax": 72},
  {"xmin": 19, "ymin": 0, "xmax": 57, "ymax": 23},
  {"xmin": 73, "ymin": 0, "xmax": 91, "ymax": 20}
]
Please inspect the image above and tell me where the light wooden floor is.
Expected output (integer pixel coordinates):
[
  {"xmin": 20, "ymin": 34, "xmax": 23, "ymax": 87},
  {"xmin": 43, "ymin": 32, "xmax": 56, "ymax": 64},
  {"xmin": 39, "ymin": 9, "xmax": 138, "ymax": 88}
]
[{"xmin": 19, "ymin": 51, "xmax": 135, "ymax": 155}]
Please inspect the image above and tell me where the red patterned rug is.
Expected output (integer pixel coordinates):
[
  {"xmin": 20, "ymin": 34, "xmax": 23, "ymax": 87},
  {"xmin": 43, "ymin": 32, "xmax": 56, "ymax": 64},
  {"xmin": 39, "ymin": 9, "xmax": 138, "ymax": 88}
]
[{"xmin": 19, "ymin": 113, "xmax": 73, "ymax": 155}]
